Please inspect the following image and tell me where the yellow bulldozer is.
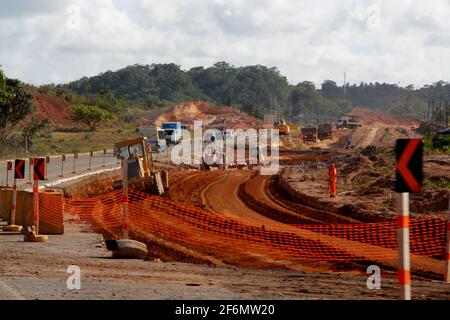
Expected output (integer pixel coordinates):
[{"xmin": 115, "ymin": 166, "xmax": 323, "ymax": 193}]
[
  {"xmin": 114, "ymin": 137, "xmax": 166, "ymax": 196},
  {"xmin": 274, "ymin": 119, "xmax": 290, "ymax": 135}
]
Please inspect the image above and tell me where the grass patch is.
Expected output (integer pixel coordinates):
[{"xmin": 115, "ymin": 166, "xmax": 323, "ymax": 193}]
[
  {"xmin": 31, "ymin": 125, "xmax": 138, "ymax": 156},
  {"xmin": 424, "ymin": 131, "xmax": 450, "ymax": 155},
  {"xmin": 424, "ymin": 178, "xmax": 450, "ymax": 190}
]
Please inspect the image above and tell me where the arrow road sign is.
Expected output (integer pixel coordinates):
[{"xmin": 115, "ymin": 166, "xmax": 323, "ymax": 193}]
[
  {"xmin": 33, "ymin": 158, "xmax": 46, "ymax": 181},
  {"xmin": 395, "ymin": 139, "xmax": 423, "ymax": 193},
  {"xmin": 14, "ymin": 159, "xmax": 26, "ymax": 179}
]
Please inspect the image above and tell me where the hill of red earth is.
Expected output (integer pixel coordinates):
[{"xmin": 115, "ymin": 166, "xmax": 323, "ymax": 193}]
[
  {"xmin": 348, "ymin": 108, "xmax": 420, "ymax": 127},
  {"xmin": 154, "ymin": 101, "xmax": 257, "ymax": 130},
  {"xmin": 33, "ymin": 93, "xmax": 80, "ymax": 128}
]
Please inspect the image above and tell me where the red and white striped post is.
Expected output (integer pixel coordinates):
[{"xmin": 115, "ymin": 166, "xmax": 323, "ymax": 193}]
[
  {"xmin": 72, "ymin": 153, "xmax": 77, "ymax": 174},
  {"xmin": 121, "ymin": 159, "xmax": 129, "ymax": 239},
  {"xmin": 28, "ymin": 158, "xmax": 33, "ymax": 184},
  {"xmin": 445, "ymin": 193, "xmax": 450, "ymax": 283},
  {"xmin": 10, "ymin": 178, "xmax": 17, "ymax": 225},
  {"xmin": 88, "ymin": 151, "xmax": 93, "ymax": 171},
  {"xmin": 33, "ymin": 178, "xmax": 40, "ymax": 235},
  {"xmin": 45, "ymin": 156, "xmax": 50, "ymax": 180},
  {"xmin": 60, "ymin": 155, "xmax": 65, "ymax": 177},
  {"xmin": 102, "ymin": 149, "xmax": 106, "ymax": 167},
  {"xmin": 396, "ymin": 192, "xmax": 411, "ymax": 300},
  {"xmin": 5, "ymin": 161, "xmax": 11, "ymax": 187}
]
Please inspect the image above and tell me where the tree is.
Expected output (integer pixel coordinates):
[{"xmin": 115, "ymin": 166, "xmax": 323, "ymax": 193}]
[
  {"xmin": 0, "ymin": 71, "xmax": 35, "ymax": 143},
  {"xmin": 21, "ymin": 117, "xmax": 52, "ymax": 152},
  {"xmin": 71, "ymin": 104, "xmax": 116, "ymax": 131}
]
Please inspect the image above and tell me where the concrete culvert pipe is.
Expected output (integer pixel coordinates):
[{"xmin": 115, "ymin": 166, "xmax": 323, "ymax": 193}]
[{"xmin": 106, "ymin": 239, "xmax": 148, "ymax": 259}]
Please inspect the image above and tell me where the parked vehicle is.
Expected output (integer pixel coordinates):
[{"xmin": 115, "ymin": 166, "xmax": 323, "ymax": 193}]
[
  {"xmin": 318, "ymin": 123, "xmax": 335, "ymax": 140},
  {"xmin": 301, "ymin": 126, "xmax": 318, "ymax": 143},
  {"xmin": 138, "ymin": 126, "xmax": 166, "ymax": 153},
  {"xmin": 336, "ymin": 115, "xmax": 362, "ymax": 129},
  {"xmin": 162, "ymin": 122, "xmax": 182, "ymax": 145}
]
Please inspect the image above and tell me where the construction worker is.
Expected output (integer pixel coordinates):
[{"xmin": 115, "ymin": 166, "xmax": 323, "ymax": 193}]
[
  {"xmin": 345, "ymin": 137, "xmax": 352, "ymax": 150},
  {"xmin": 329, "ymin": 163, "xmax": 337, "ymax": 198}
]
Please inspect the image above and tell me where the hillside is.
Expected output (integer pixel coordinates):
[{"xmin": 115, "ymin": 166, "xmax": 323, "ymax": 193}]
[
  {"xmin": 58, "ymin": 63, "xmax": 450, "ymax": 122},
  {"xmin": 33, "ymin": 92, "xmax": 80, "ymax": 128},
  {"xmin": 154, "ymin": 101, "xmax": 258, "ymax": 130}
]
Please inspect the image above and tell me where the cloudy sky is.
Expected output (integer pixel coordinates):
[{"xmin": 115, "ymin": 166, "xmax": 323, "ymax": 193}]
[{"xmin": 1, "ymin": 0, "xmax": 449, "ymax": 87}]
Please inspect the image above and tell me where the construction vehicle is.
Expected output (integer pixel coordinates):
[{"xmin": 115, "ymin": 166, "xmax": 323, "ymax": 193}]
[
  {"xmin": 139, "ymin": 126, "xmax": 167, "ymax": 153},
  {"xmin": 301, "ymin": 126, "xmax": 318, "ymax": 143},
  {"xmin": 162, "ymin": 122, "xmax": 182, "ymax": 145},
  {"xmin": 114, "ymin": 137, "xmax": 165, "ymax": 195},
  {"xmin": 274, "ymin": 119, "xmax": 290, "ymax": 135},
  {"xmin": 318, "ymin": 123, "xmax": 335, "ymax": 140},
  {"xmin": 336, "ymin": 115, "xmax": 362, "ymax": 129}
]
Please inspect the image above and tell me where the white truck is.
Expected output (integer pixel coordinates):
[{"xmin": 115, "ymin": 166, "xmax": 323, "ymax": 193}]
[{"xmin": 138, "ymin": 126, "xmax": 167, "ymax": 153}]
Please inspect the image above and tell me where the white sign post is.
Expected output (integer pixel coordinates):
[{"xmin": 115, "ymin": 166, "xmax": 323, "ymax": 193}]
[{"xmin": 396, "ymin": 192, "xmax": 411, "ymax": 300}]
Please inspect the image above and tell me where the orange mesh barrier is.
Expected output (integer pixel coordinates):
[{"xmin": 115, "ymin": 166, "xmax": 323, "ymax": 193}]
[
  {"xmin": 39, "ymin": 192, "xmax": 63, "ymax": 229},
  {"xmin": 44, "ymin": 189, "xmax": 447, "ymax": 263}
]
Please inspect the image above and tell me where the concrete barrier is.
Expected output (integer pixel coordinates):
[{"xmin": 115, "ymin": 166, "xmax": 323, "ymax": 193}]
[{"xmin": 0, "ymin": 188, "xmax": 64, "ymax": 235}]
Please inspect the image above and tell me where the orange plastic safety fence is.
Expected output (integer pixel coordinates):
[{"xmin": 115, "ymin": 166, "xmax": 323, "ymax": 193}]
[
  {"xmin": 56, "ymin": 189, "xmax": 447, "ymax": 262},
  {"xmin": 39, "ymin": 192, "xmax": 63, "ymax": 229}
]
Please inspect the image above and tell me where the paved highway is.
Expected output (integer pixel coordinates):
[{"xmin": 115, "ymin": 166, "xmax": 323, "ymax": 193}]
[{"xmin": 0, "ymin": 152, "xmax": 120, "ymax": 191}]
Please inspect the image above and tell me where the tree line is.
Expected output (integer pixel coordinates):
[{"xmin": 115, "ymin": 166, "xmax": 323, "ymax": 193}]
[{"xmin": 53, "ymin": 62, "xmax": 449, "ymax": 123}]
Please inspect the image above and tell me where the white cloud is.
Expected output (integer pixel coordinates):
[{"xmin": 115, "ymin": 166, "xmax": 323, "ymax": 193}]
[{"xmin": 0, "ymin": 0, "xmax": 449, "ymax": 87}]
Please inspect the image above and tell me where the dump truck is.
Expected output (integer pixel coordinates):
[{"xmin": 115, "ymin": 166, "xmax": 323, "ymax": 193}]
[
  {"xmin": 114, "ymin": 137, "xmax": 165, "ymax": 195},
  {"xmin": 318, "ymin": 123, "xmax": 335, "ymax": 140},
  {"xmin": 162, "ymin": 122, "xmax": 182, "ymax": 145},
  {"xmin": 336, "ymin": 115, "xmax": 362, "ymax": 129},
  {"xmin": 301, "ymin": 126, "xmax": 318, "ymax": 143}
]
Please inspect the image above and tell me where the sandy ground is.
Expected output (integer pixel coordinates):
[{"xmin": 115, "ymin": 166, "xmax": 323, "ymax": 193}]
[{"xmin": 1, "ymin": 219, "xmax": 449, "ymax": 300}]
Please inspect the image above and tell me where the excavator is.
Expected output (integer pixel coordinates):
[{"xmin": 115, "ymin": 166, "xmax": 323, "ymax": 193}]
[{"xmin": 114, "ymin": 137, "xmax": 166, "ymax": 195}]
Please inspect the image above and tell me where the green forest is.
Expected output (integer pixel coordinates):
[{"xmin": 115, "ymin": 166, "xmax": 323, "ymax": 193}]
[
  {"xmin": 51, "ymin": 62, "xmax": 449, "ymax": 123},
  {"xmin": 1, "ymin": 62, "xmax": 449, "ymax": 157}
]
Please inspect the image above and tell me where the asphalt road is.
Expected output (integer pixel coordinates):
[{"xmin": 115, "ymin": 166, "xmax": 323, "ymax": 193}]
[{"xmin": 0, "ymin": 152, "xmax": 120, "ymax": 191}]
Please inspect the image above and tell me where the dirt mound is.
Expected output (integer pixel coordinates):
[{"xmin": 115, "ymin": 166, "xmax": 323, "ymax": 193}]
[
  {"xmin": 155, "ymin": 101, "xmax": 257, "ymax": 130},
  {"xmin": 348, "ymin": 108, "xmax": 420, "ymax": 127},
  {"xmin": 416, "ymin": 121, "xmax": 446, "ymax": 134},
  {"xmin": 127, "ymin": 106, "xmax": 172, "ymax": 127},
  {"xmin": 347, "ymin": 126, "xmax": 420, "ymax": 148},
  {"xmin": 33, "ymin": 93, "xmax": 79, "ymax": 128}
]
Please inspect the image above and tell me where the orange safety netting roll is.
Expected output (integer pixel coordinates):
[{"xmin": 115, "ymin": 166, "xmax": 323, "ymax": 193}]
[{"xmin": 46, "ymin": 189, "xmax": 447, "ymax": 262}]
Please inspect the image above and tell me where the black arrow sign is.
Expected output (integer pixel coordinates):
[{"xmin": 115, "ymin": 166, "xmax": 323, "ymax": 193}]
[
  {"xmin": 33, "ymin": 158, "xmax": 46, "ymax": 181},
  {"xmin": 14, "ymin": 159, "xmax": 25, "ymax": 179}
]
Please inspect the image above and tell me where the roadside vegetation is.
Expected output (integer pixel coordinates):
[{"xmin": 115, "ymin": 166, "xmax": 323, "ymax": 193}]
[{"xmin": 424, "ymin": 131, "xmax": 450, "ymax": 154}]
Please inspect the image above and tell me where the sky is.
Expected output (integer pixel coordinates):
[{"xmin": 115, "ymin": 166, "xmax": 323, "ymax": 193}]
[{"xmin": 0, "ymin": 0, "xmax": 449, "ymax": 87}]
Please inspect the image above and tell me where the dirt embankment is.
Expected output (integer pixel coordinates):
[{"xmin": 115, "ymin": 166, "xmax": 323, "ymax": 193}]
[
  {"xmin": 278, "ymin": 151, "xmax": 450, "ymax": 221},
  {"xmin": 154, "ymin": 101, "xmax": 257, "ymax": 130},
  {"xmin": 33, "ymin": 92, "xmax": 80, "ymax": 129},
  {"xmin": 348, "ymin": 108, "xmax": 420, "ymax": 127}
]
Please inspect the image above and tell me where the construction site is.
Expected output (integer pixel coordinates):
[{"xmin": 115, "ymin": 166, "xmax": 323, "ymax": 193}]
[{"xmin": 0, "ymin": 101, "xmax": 449, "ymax": 300}]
